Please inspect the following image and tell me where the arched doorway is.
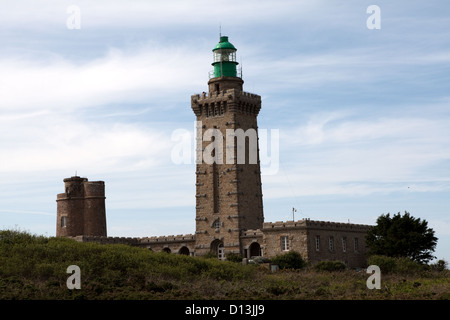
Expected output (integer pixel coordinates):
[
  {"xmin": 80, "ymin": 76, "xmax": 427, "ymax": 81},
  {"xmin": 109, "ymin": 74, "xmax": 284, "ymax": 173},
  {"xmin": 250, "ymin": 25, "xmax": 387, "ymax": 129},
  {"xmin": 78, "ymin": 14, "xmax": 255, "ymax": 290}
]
[
  {"xmin": 249, "ymin": 242, "xmax": 261, "ymax": 258},
  {"xmin": 162, "ymin": 247, "xmax": 171, "ymax": 253},
  {"xmin": 178, "ymin": 246, "xmax": 190, "ymax": 256},
  {"xmin": 210, "ymin": 239, "xmax": 225, "ymax": 260}
]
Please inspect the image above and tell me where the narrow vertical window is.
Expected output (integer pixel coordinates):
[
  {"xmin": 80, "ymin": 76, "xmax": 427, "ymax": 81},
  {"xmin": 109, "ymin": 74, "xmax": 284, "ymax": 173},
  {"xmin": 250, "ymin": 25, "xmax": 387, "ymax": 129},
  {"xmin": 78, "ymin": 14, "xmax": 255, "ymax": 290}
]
[
  {"xmin": 315, "ymin": 235, "xmax": 320, "ymax": 251},
  {"xmin": 329, "ymin": 236, "xmax": 334, "ymax": 251},
  {"xmin": 281, "ymin": 236, "xmax": 290, "ymax": 251},
  {"xmin": 342, "ymin": 237, "xmax": 347, "ymax": 253},
  {"xmin": 354, "ymin": 238, "xmax": 359, "ymax": 252},
  {"xmin": 61, "ymin": 216, "xmax": 67, "ymax": 228},
  {"xmin": 213, "ymin": 164, "xmax": 219, "ymax": 213}
]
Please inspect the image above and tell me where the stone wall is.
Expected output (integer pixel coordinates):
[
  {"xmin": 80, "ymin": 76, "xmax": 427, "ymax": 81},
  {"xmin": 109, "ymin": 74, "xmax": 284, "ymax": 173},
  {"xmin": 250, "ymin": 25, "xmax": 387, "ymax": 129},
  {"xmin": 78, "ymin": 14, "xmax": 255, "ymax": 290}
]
[
  {"xmin": 240, "ymin": 219, "xmax": 371, "ymax": 268},
  {"xmin": 139, "ymin": 234, "xmax": 196, "ymax": 255},
  {"xmin": 304, "ymin": 220, "xmax": 370, "ymax": 268},
  {"xmin": 261, "ymin": 220, "xmax": 309, "ymax": 260},
  {"xmin": 72, "ymin": 234, "xmax": 196, "ymax": 256}
]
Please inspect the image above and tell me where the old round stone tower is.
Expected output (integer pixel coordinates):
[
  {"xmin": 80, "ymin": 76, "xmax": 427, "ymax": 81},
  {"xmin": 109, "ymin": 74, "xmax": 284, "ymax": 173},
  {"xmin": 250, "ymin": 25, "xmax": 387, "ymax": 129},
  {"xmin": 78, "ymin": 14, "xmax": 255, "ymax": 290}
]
[
  {"xmin": 191, "ymin": 35, "xmax": 264, "ymax": 258},
  {"xmin": 56, "ymin": 176, "xmax": 107, "ymax": 237}
]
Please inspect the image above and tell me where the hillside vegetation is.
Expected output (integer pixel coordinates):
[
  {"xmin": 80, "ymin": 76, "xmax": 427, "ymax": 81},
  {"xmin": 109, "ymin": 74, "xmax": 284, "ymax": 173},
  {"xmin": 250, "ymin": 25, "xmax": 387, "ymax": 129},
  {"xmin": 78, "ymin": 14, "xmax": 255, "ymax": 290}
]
[{"xmin": 0, "ymin": 230, "xmax": 448, "ymax": 300}]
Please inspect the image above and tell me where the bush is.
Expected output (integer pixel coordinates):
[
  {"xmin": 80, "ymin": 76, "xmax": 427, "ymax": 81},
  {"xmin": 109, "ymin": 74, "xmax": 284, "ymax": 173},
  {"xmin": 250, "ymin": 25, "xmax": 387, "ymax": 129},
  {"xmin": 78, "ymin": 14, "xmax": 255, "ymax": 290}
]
[
  {"xmin": 313, "ymin": 261, "xmax": 346, "ymax": 272},
  {"xmin": 201, "ymin": 252, "xmax": 218, "ymax": 259},
  {"xmin": 270, "ymin": 251, "xmax": 305, "ymax": 270},
  {"xmin": 430, "ymin": 259, "xmax": 448, "ymax": 272},
  {"xmin": 367, "ymin": 255, "xmax": 397, "ymax": 273},
  {"xmin": 367, "ymin": 255, "xmax": 426, "ymax": 274},
  {"xmin": 226, "ymin": 252, "xmax": 243, "ymax": 263}
]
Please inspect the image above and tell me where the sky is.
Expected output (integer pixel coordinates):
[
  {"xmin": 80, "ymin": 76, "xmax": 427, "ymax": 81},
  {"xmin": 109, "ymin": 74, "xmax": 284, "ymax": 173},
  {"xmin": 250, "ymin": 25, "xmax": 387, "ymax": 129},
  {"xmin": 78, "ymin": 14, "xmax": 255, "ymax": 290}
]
[{"xmin": 0, "ymin": 0, "xmax": 449, "ymax": 262}]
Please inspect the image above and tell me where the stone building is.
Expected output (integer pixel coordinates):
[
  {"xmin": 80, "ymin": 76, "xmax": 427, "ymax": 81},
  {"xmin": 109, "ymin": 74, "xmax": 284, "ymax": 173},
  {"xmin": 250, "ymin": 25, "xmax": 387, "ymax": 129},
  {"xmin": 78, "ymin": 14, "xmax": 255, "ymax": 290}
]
[
  {"xmin": 56, "ymin": 176, "xmax": 106, "ymax": 237},
  {"xmin": 56, "ymin": 35, "xmax": 371, "ymax": 268}
]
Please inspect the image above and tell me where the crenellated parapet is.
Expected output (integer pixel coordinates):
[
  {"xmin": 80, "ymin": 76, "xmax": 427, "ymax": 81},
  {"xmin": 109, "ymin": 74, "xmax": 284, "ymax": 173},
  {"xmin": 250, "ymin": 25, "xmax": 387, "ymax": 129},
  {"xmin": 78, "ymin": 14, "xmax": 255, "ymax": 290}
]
[
  {"xmin": 262, "ymin": 220, "xmax": 307, "ymax": 231},
  {"xmin": 139, "ymin": 234, "xmax": 196, "ymax": 244},
  {"xmin": 191, "ymin": 88, "xmax": 261, "ymax": 117},
  {"xmin": 241, "ymin": 229, "xmax": 263, "ymax": 238},
  {"xmin": 261, "ymin": 219, "xmax": 371, "ymax": 232},
  {"xmin": 71, "ymin": 235, "xmax": 139, "ymax": 245},
  {"xmin": 304, "ymin": 219, "xmax": 372, "ymax": 232}
]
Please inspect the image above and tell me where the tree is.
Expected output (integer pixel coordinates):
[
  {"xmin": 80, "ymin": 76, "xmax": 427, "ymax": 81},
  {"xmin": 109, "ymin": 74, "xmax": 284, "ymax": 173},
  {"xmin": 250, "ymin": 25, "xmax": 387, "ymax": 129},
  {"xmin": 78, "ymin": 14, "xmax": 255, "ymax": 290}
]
[{"xmin": 366, "ymin": 211, "xmax": 437, "ymax": 264}]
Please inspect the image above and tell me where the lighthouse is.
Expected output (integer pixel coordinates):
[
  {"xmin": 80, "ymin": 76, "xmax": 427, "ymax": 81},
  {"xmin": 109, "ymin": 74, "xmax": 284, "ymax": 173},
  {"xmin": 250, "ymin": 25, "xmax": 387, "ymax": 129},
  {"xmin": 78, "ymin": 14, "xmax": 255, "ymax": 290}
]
[{"xmin": 191, "ymin": 35, "xmax": 264, "ymax": 259}]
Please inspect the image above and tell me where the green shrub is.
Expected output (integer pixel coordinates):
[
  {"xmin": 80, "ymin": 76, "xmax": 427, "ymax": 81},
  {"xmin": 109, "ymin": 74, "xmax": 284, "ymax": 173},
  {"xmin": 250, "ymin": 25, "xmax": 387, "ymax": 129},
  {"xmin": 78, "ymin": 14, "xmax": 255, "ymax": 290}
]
[
  {"xmin": 270, "ymin": 251, "xmax": 305, "ymax": 270},
  {"xmin": 201, "ymin": 251, "xmax": 218, "ymax": 259},
  {"xmin": 226, "ymin": 252, "xmax": 243, "ymax": 263},
  {"xmin": 394, "ymin": 257, "xmax": 426, "ymax": 274},
  {"xmin": 367, "ymin": 255, "xmax": 426, "ymax": 274},
  {"xmin": 314, "ymin": 260, "xmax": 346, "ymax": 272},
  {"xmin": 430, "ymin": 259, "xmax": 448, "ymax": 272},
  {"xmin": 367, "ymin": 255, "xmax": 397, "ymax": 273}
]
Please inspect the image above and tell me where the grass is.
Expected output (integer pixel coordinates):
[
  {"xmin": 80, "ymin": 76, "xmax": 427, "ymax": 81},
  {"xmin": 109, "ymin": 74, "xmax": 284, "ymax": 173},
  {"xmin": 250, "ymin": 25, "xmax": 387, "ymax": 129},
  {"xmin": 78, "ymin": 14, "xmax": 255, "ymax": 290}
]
[{"xmin": 0, "ymin": 230, "xmax": 448, "ymax": 300}]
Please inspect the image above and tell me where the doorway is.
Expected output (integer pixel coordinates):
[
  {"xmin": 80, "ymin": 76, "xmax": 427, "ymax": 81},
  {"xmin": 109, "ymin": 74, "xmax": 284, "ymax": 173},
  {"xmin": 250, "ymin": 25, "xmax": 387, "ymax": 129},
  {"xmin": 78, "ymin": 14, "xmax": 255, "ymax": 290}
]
[{"xmin": 210, "ymin": 239, "xmax": 225, "ymax": 260}]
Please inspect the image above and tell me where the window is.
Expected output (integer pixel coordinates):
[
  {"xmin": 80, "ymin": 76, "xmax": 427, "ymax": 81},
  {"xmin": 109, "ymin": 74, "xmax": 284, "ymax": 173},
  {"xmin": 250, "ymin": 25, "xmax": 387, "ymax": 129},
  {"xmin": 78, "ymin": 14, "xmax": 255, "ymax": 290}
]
[
  {"xmin": 354, "ymin": 238, "xmax": 359, "ymax": 252},
  {"xmin": 61, "ymin": 216, "xmax": 67, "ymax": 228},
  {"xmin": 315, "ymin": 235, "xmax": 320, "ymax": 251},
  {"xmin": 217, "ymin": 243, "xmax": 225, "ymax": 260},
  {"xmin": 281, "ymin": 236, "xmax": 290, "ymax": 251},
  {"xmin": 329, "ymin": 236, "xmax": 334, "ymax": 251},
  {"xmin": 342, "ymin": 237, "xmax": 347, "ymax": 253},
  {"xmin": 215, "ymin": 171, "xmax": 220, "ymax": 189},
  {"xmin": 213, "ymin": 165, "xmax": 219, "ymax": 213},
  {"xmin": 213, "ymin": 219, "xmax": 221, "ymax": 229}
]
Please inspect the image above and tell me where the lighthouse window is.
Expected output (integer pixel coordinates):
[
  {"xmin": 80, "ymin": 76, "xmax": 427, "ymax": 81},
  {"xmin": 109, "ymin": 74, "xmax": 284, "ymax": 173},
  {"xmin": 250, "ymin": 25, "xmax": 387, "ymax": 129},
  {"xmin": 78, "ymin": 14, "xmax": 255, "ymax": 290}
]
[
  {"xmin": 213, "ymin": 52, "xmax": 221, "ymax": 63},
  {"xmin": 214, "ymin": 51, "xmax": 236, "ymax": 63}
]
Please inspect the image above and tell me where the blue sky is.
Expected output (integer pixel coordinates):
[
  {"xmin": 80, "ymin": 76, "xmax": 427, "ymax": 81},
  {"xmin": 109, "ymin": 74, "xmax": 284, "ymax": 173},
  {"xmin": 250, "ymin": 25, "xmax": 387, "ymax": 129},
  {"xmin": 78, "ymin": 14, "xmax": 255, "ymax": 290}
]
[{"xmin": 1, "ymin": 0, "xmax": 449, "ymax": 261}]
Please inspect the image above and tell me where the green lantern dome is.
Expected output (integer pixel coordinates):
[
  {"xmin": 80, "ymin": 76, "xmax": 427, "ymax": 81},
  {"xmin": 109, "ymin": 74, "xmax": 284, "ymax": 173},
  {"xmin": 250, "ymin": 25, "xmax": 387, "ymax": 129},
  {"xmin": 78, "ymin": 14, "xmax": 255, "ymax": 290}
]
[
  {"xmin": 211, "ymin": 36, "xmax": 239, "ymax": 78},
  {"xmin": 213, "ymin": 36, "xmax": 237, "ymax": 51}
]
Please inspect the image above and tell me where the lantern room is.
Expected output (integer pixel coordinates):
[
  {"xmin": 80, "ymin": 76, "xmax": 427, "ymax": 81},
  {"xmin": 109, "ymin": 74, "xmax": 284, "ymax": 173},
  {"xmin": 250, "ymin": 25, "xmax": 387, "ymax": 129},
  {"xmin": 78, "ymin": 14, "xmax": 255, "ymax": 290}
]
[{"xmin": 211, "ymin": 36, "xmax": 240, "ymax": 78}]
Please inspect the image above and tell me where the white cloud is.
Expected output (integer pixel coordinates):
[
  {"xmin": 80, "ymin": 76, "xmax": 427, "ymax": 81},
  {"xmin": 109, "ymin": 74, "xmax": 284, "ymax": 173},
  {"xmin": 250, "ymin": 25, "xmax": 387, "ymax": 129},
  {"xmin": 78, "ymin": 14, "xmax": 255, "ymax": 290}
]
[
  {"xmin": 260, "ymin": 109, "xmax": 450, "ymax": 198},
  {"xmin": 0, "ymin": 0, "xmax": 320, "ymax": 29},
  {"xmin": 0, "ymin": 45, "xmax": 208, "ymax": 112},
  {"xmin": 0, "ymin": 112, "xmax": 171, "ymax": 175}
]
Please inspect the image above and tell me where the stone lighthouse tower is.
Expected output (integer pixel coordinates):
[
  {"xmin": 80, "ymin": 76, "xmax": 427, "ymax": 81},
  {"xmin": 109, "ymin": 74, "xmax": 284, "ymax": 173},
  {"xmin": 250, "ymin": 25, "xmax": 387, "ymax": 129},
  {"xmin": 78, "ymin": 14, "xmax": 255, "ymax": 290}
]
[
  {"xmin": 191, "ymin": 36, "xmax": 264, "ymax": 259},
  {"xmin": 56, "ymin": 176, "xmax": 107, "ymax": 237}
]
